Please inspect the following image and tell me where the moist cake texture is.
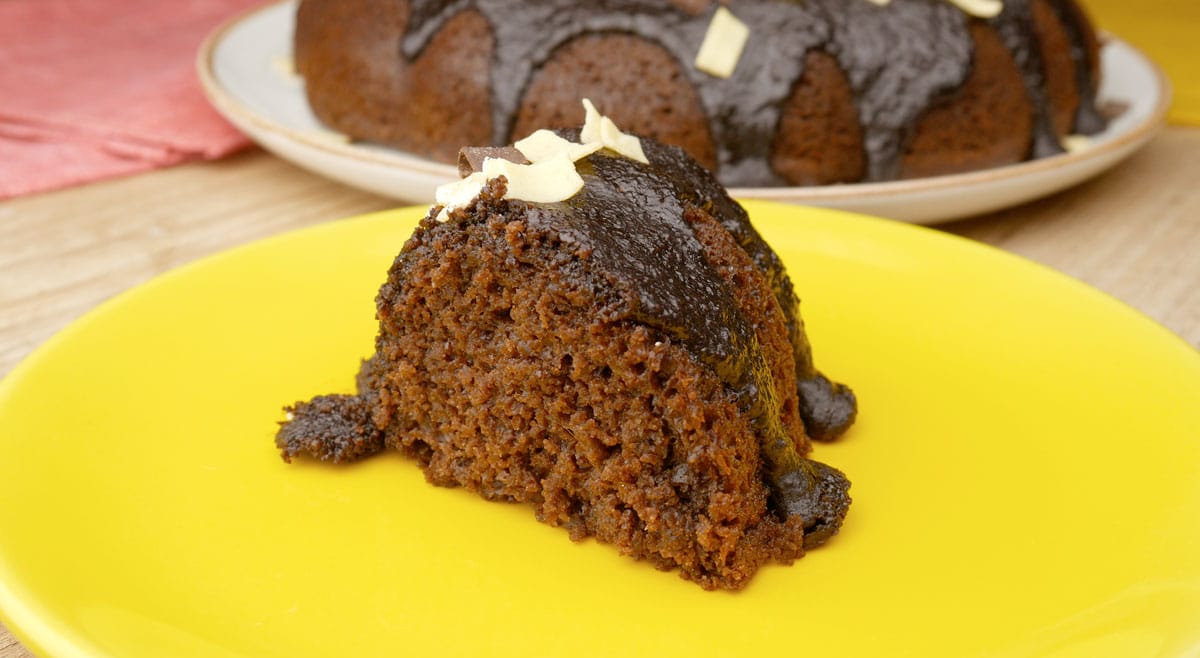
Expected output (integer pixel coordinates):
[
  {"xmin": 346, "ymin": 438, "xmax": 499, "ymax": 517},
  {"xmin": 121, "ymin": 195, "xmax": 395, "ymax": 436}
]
[{"xmin": 277, "ymin": 129, "xmax": 856, "ymax": 590}]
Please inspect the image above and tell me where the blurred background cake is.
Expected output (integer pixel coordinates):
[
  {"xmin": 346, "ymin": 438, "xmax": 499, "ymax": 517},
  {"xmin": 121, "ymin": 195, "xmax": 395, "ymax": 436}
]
[
  {"xmin": 293, "ymin": 0, "xmax": 1107, "ymax": 187},
  {"xmin": 278, "ymin": 121, "xmax": 856, "ymax": 589}
]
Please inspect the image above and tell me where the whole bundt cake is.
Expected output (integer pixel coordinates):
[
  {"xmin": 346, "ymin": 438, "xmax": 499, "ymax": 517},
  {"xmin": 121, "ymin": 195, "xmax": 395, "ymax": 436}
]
[
  {"xmin": 293, "ymin": 0, "xmax": 1106, "ymax": 187},
  {"xmin": 276, "ymin": 108, "xmax": 855, "ymax": 590}
]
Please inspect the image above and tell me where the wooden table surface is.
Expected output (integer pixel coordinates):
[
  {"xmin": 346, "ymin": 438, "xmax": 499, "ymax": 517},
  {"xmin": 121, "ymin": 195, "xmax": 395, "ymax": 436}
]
[{"xmin": 1, "ymin": 128, "xmax": 1198, "ymax": 656}]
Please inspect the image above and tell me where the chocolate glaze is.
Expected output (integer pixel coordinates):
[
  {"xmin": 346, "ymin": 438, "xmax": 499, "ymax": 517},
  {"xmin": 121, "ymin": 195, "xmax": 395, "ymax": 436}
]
[
  {"xmin": 467, "ymin": 131, "xmax": 857, "ymax": 442},
  {"xmin": 402, "ymin": 0, "xmax": 1105, "ymax": 185},
  {"xmin": 509, "ymin": 138, "xmax": 851, "ymax": 536},
  {"xmin": 1043, "ymin": 0, "xmax": 1106, "ymax": 134},
  {"xmin": 630, "ymin": 135, "xmax": 858, "ymax": 440},
  {"xmin": 989, "ymin": 0, "xmax": 1064, "ymax": 158}
]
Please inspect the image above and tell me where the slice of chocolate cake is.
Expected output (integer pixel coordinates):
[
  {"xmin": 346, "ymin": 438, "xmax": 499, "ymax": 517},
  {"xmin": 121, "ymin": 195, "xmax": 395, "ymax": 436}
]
[{"xmin": 277, "ymin": 105, "xmax": 855, "ymax": 590}]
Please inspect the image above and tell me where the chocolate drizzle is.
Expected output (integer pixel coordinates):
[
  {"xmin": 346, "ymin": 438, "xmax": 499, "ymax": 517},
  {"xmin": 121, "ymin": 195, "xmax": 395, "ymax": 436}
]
[
  {"xmin": 1043, "ymin": 0, "xmax": 1106, "ymax": 134},
  {"xmin": 634, "ymin": 136, "xmax": 858, "ymax": 441},
  {"xmin": 811, "ymin": 0, "xmax": 974, "ymax": 181},
  {"xmin": 987, "ymin": 0, "xmax": 1064, "ymax": 158},
  {"xmin": 402, "ymin": 0, "xmax": 1105, "ymax": 185},
  {"xmin": 509, "ymin": 136, "xmax": 851, "ymax": 535}
]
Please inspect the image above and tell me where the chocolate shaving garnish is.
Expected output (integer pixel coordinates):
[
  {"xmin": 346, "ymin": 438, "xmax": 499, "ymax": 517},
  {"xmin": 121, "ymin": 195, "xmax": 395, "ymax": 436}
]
[{"xmin": 458, "ymin": 146, "xmax": 529, "ymax": 177}]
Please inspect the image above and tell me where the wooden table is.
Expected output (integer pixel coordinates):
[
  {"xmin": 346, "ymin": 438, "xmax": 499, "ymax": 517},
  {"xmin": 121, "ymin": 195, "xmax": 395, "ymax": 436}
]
[{"xmin": 1, "ymin": 127, "xmax": 1198, "ymax": 657}]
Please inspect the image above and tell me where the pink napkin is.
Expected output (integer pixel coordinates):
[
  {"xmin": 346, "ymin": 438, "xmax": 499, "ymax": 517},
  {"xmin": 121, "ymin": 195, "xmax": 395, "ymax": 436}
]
[{"xmin": 0, "ymin": 0, "xmax": 263, "ymax": 200}]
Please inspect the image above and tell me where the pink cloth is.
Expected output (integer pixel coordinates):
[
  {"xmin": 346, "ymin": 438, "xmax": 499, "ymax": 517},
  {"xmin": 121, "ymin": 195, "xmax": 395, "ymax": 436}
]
[{"xmin": 0, "ymin": 0, "xmax": 263, "ymax": 200}]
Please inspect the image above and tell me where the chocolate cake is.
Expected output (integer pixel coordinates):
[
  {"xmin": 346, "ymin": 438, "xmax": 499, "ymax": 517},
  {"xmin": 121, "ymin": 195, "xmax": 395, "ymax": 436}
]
[
  {"xmin": 293, "ymin": 0, "xmax": 1106, "ymax": 187},
  {"xmin": 276, "ymin": 111, "xmax": 856, "ymax": 590}
]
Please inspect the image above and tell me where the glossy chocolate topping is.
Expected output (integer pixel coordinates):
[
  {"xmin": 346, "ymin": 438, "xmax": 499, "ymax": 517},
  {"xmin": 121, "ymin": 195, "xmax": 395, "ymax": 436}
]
[
  {"xmin": 463, "ymin": 131, "xmax": 857, "ymax": 442},
  {"xmin": 403, "ymin": 0, "xmax": 1104, "ymax": 185},
  {"xmin": 469, "ymin": 137, "xmax": 852, "ymax": 535},
  {"xmin": 631, "ymin": 136, "xmax": 858, "ymax": 441}
]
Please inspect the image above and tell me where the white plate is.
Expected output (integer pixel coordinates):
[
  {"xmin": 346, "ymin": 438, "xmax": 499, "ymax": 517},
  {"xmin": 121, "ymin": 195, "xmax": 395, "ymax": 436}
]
[{"xmin": 198, "ymin": 0, "xmax": 1171, "ymax": 224}]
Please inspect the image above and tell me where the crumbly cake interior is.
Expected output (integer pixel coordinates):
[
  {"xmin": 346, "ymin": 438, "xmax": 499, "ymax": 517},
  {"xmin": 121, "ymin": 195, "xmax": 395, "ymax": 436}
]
[{"xmin": 279, "ymin": 138, "xmax": 854, "ymax": 590}]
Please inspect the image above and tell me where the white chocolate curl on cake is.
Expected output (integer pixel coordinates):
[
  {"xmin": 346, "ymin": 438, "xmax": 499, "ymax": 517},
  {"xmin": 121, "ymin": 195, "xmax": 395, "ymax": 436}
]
[
  {"xmin": 433, "ymin": 99, "xmax": 648, "ymax": 221},
  {"xmin": 434, "ymin": 155, "xmax": 584, "ymax": 222},
  {"xmin": 1061, "ymin": 134, "xmax": 1092, "ymax": 154},
  {"xmin": 515, "ymin": 129, "xmax": 603, "ymax": 163},
  {"xmin": 579, "ymin": 99, "xmax": 649, "ymax": 164},
  {"xmin": 866, "ymin": 0, "xmax": 1004, "ymax": 19},
  {"xmin": 694, "ymin": 6, "xmax": 751, "ymax": 79}
]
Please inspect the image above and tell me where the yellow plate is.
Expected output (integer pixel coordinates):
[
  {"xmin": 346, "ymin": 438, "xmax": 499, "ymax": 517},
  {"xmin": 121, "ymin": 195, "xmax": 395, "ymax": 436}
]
[{"xmin": 1, "ymin": 202, "xmax": 1198, "ymax": 658}]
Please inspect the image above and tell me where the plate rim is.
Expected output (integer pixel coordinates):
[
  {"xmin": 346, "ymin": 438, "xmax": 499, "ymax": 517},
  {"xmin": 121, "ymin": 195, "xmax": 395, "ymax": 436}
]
[{"xmin": 197, "ymin": 0, "xmax": 1173, "ymax": 206}]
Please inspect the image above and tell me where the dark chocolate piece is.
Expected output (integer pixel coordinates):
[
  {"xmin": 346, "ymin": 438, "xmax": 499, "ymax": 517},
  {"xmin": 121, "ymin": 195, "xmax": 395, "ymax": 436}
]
[
  {"xmin": 626, "ymin": 131, "xmax": 857, "ymax": 441},
  {"xmin": 457, "ymin": 145, "xmax": 528, "ymax": 177}
]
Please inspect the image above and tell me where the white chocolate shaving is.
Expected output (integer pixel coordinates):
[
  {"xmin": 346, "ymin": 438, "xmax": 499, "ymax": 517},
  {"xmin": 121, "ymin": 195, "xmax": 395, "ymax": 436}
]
[
  {"xmin": 270, "ymin": 54, "xmax": 298, "ymax": 79},
  {"xmin": 433, "ymin": 99, "xmax": 652, "ymax": 220},
  {"xmin": 1061, "ymin": 134, "xmax": 1092, "ymax": 154},
  {"xmin": 515, "ymin": 129, "xmax": 603, "ymax": 163},
  {"xmin": 598, "ymin": 116, "xmax": 648, "ymax": 164},
  {"xmin": 946, "ymin": 0, "xmax": 1003, "ymax": 18},
  {"xmin": 434, "ymin": 171, "xmax": 488, "ymax": 222},
  {"xmin": 694, "ymin": 6, "xmax": 750, "ymax": 79},
  {"xmin": 580, "ymin": 98, "xmax": 649, "ymax": 163},
  {"xmin": 482, "ymin": 153, "xmax": 584, "ymax": 204},
  {"xmin": 579, "ymin": 98, "xmax": 604, "ymax": 145},
  {"xmin": 302, "ymin": 128, "xmax": 350, "ymax": 145},
  {"xmin": 864, "ymin": 0, "xmax": 1005, "ymax": 17}
]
